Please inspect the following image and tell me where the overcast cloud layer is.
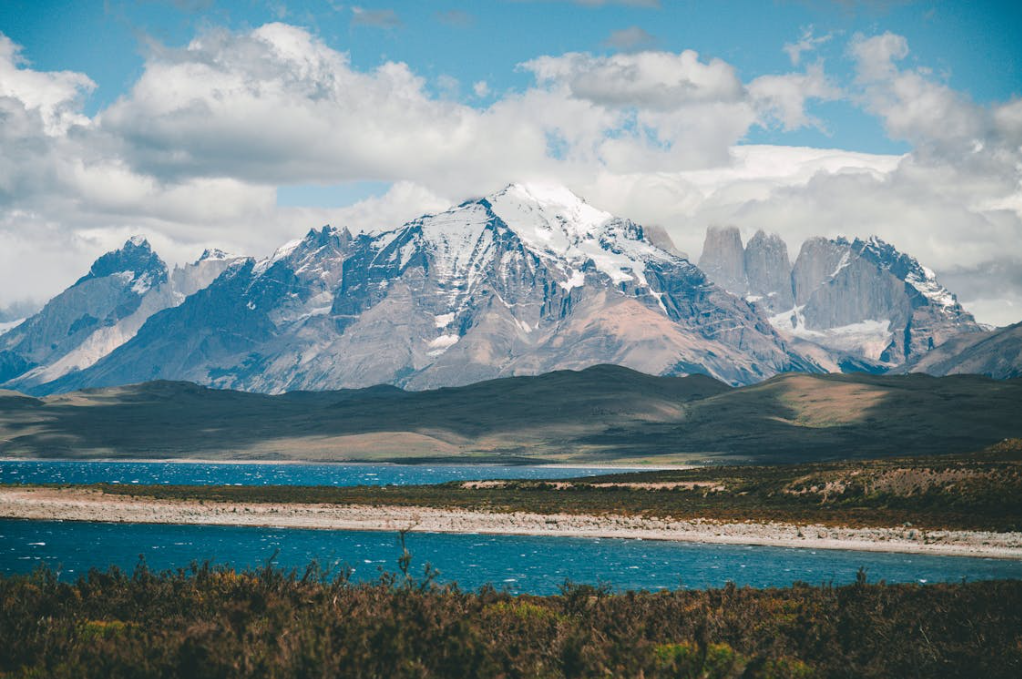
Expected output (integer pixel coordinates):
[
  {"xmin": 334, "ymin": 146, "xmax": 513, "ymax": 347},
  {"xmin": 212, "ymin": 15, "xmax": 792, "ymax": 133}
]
[{"xmin": 1, "ymin": 24, "xmax": 1020, "ymax": 325}]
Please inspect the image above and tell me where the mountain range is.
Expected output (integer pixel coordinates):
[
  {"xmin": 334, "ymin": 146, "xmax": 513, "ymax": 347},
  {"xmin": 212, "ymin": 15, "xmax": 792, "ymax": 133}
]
[{"xmin": 1, "ymin": 183, "xmax": 1017, "ymax": 395}]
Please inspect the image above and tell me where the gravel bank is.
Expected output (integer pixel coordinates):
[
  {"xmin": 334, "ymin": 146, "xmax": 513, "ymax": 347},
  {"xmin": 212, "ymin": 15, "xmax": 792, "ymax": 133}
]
[{"xmin": 2, "ymin": 486, "xmax": 1020, "ymax": 559}]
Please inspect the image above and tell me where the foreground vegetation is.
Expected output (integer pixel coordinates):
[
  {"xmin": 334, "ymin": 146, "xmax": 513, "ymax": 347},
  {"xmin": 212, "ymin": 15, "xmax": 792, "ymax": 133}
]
[
  {"xmin": 80, "ymin": 440, "xmax": 1022, "ymax": 532},
  {"xmin": 1, "ymin": 560, "xmax": 1019, "ymax": 679}
]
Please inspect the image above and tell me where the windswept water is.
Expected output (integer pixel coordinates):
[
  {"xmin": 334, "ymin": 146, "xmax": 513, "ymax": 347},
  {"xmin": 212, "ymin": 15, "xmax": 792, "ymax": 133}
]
[
  {"xmin": 2, "ymin": 520, "xmax": 1021, "ymax": 595},
  {"xmin": 0, "ymin": 460, "xmax": 628, "ymax": 487},
  {"xmin": 3, "ymin": 461, "xmax": 1021, "ymax": 593}
]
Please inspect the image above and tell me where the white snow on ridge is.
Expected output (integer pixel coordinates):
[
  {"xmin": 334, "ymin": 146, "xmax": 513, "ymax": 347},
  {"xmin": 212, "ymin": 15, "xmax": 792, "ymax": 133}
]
[
  {"xmin": 829, "ymin": 251, "xmax": 851, "ymax": 280},
  {"xmin": 487, "ymin": 183, "xmax": 671, "ymax": 288},
  {"xmin": 426, "ymin": 333, "xmax": 460, "ymax": 356},
  {"xmin": 905, "ymin": 266, "xmax": 957, "ymax": 309},
  {"xmin": 560, "ymin": 269, "xmax": 586, "ymax": 290},
  {"xmin": 416, "ymin": 204, "xmax": 496, "ymax": 301},
  {"xmin": 253, "ymin": 238, "xmax": 303, "ymax": 275},
  {"xmin": 769, "ymin": 306, "xmax": 893, "ymax": 361},
  {"xmin": 0, "ymin": 319, "xmax": 24, "ymax": 336}
]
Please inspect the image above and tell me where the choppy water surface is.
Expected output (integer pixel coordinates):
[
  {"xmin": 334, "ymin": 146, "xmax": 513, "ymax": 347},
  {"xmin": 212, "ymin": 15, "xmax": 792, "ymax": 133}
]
[
  {"xmin": 0, "ymin": 460, "xmax": 624, "ymax": 487},
  {"xmin": 2, "ymin": 520, "xmax": 1020, "ymax": 595}
]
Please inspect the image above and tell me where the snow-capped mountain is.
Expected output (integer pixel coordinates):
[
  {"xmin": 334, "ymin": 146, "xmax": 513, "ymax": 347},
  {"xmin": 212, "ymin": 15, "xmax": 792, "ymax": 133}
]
[
  {"xmin": 23, "ymin": 184, "xmax": 813, "ymax": 395},
  {"xmin": 7, "ymin": 184, "xmax": 992, "ymax": 396},
  {"xmin": 699, "ymin": 227, "xmax": 982, "ymax": 370},
  {"xmin": 0, "ymin": 238, "xmax": 240, "ymax": 390}
]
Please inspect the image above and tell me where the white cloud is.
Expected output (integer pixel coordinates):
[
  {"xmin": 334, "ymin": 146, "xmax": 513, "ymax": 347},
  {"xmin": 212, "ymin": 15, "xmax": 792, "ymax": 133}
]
[
  {"xmin": 0, "ymin": 34, "xmax": 95, "ymax": 135},
  {"xmin": 0, "ymin": 26, "xmax": 1019, "ymax": 327},
  {"xmin": 748, "ymin": 63, "xmax": 841, "ymax": 131},
  {"xmin": 523, "ymin": 50, "xmax": 745, "ymax": 110},
  {"xmin": 783, "ymin": 27, "xmax": 832, "ymax": 67}
]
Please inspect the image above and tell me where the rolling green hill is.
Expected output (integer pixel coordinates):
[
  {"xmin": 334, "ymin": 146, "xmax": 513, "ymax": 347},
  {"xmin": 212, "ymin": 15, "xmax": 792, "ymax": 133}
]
[{"xmin": 0, "ymin": 366, "xmax": 1019, "ymax": 464}]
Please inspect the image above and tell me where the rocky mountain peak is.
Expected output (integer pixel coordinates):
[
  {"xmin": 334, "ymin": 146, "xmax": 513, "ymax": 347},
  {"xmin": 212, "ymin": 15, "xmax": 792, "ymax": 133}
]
[
  {"xmin": 643, "ymin": 224, "xmax": 687, "ymax": 259},
  {"xmin": 699, "ymin": 225, "xmax": 746, "ymax": 295},
  {"xmin": 486, "ymin": 182, "xmax": 613, "ymax": 243},
  {"xmin": 851, "ymin": 236, "xmax": 961, "ymax": 310},
  {"xmin": 744, "ymin": 230, "xmax": 793, "ymax": 312},
  {"xmin": 791, "ymin": 236, "xmax": 850, "ymax": 305},
  {"xmin": 198, "ymin": 248, "xmax": 232, "ymax": 262},
  {"xmin": 75, "ymin": 236, "xmax": 168, "ymax": 293}
]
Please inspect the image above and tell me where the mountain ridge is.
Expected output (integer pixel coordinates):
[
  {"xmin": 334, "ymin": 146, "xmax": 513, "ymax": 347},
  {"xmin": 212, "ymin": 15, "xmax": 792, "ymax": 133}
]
[
  {"xmin": 1, "ymin": 182, "xmax": 1011, "ymax": 395},
  {"xmin": 16, "ymin": 183, "xmax": 814, "ymax": 395}
]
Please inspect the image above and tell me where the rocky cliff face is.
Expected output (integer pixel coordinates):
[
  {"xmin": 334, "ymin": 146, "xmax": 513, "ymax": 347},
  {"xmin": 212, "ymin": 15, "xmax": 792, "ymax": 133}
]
[
  {"xmin": 744, "ymin": 231, "xmax": 793, "ymax": 312},
  {"xmin": 0, "ymin": 238, "xmax": 167, "ymax": 384},
  {"xmin": 699, "ymin": 227, "xmax": 795, "ymax": 314},
  {"xmin": 30, "ymin": 184, "xmax": 810, "ymax": 395},
  {"xmin": 698, "ymin": 225, "xmax": 747, "ymax": 296},
  {"xmin": 643, "ymin": 224, "xmax": 687, "ymax": 259},
  {"xmin": 779, "ymin": 236, "xmax": 981, "ymax": 366},
  {"xmin": 0, "ymin": 239, "xmax": 239, "ymax": 389},
  {"xmin": 699, "ymin": 226, "xmax": 983, "ymax": 370},
  {"xmin": 791, "ymin": 237, "xmax": 850, "ymax": 306}
]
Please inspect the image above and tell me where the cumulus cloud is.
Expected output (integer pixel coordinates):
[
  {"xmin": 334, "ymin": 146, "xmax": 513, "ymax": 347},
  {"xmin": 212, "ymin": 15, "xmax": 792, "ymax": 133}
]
[
  {"xmin": 0, "ymin": 25, "xmax": 1019, "ymax": 326},
  {"xmin": 0, "ymin": 34, "xmax": 95, "ymax": 135},
  {"xmin": 748, "ymin": 63, "xmax": 841, "ymax": 131},
  {"xmin": 523, "ymin": 50, "xmax": 745, "ymax": 109}
]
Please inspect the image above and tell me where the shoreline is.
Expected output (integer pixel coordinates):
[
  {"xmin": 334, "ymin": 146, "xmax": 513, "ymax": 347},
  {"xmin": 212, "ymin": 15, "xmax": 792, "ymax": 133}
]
[
  {"xmin": 0, "ymin": 457, "xmax": 690, "ymax": 470},
  {"xmin": 2, "ymin": 486, "xmax": 1020, "ymax": 560}
]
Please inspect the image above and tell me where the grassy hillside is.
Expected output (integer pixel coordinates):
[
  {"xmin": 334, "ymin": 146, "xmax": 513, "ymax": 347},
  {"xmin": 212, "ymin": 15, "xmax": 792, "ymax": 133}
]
[{"xmin": 0, "ymin": 366, "xmax": 1019, "ymax": 464}]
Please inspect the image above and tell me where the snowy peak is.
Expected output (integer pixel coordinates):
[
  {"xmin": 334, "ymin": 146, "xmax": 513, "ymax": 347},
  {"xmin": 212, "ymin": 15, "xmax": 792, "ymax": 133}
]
[
  {"xmin": 198, "ymin": 248, "xmax": 232, "ymax": 262},
  {"xmin": 367, "ymin": 182, "xmax": 677, "ymax": 298},
  {"xmin": 488, "ymin": 182, "xmax": 613, "ymax": 240},
  {"xmin": 482, "ymin": 182, "xmax": 671, "ymax": 286},
  {"xmin": 75, "ymin": 236, "xmax": 168, "ymax": 295},
  {"xmin": 254, "ymin": 225, "xmax": 352, "ymax": 277},
  {"xmin": 851, "ymin": 236, "xmax": 959, "ymax": 309}
]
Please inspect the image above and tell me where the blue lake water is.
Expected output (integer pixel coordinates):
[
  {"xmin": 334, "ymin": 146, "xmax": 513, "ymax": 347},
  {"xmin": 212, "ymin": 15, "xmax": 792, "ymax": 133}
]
[
  {"xmin": 2, "ymin": 519, "xmax": 1020, "ymax": 594},
  {"xmin": 0, "ymin": 460, "xmax": 623, "ymax": 487}
]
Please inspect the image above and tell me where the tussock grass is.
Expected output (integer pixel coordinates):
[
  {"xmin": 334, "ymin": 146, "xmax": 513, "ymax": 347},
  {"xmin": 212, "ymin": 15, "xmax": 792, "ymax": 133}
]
[{"xmin": 1, "ymin": 561, "xmax": 1020, "ymax": 678}]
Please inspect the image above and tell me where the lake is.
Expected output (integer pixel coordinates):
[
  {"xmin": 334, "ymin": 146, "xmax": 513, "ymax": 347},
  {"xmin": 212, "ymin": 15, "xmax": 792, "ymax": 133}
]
[
  {"xmin": 2, "ymin": 519, "xmax": 1020, "ymax": 595},
  {"xmin": 0, "ymin": 459, "xmax": 629, "ymax": 487},
  {"xmin": 2, "ymin": 460, "xmax": 1021, "ymax": 594}
]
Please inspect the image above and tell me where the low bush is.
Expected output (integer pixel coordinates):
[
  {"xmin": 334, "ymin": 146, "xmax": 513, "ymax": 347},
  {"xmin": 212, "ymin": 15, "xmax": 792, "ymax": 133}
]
[{"xmin": 1, "ymin": 561, "xmax": 1019, "ymax": 678}]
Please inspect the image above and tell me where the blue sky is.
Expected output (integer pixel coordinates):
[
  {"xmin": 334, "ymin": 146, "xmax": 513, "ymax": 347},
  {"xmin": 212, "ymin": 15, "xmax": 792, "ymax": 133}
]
[
  {"xmin": 3, "ymin": 0, "xmax": 1019, "ymax": 153},
  {"xmin": 1, "ymin": 1, "xmax": 1021, "ymax": 324}
]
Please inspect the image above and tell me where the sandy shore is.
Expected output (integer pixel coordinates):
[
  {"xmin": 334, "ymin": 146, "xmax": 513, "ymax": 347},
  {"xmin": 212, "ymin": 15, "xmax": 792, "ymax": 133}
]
[{"xmin": 2, "ymin": 486, "xmax": 1020, "ymax": 559}]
